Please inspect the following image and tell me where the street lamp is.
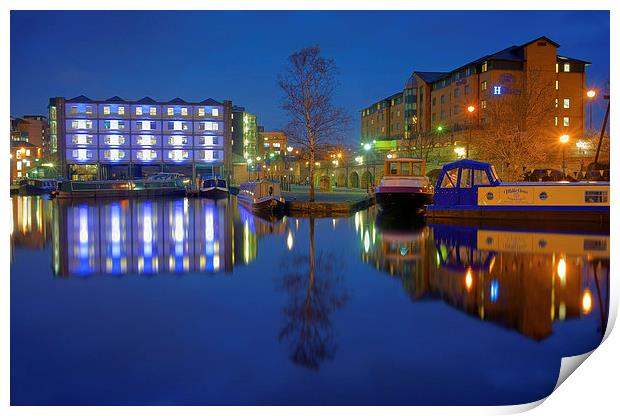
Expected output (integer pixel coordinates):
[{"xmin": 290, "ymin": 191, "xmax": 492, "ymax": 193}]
[
  {"xmin": 586, "ymin": 89, "xmax": 596, "ymax": 136},
  {"xmin": 362, "ymin": 142, "xmax": 373, "ymax": 191},
  {"xmin": 560, "ymin": 134, "xmax": 569, "ymax": 179}
]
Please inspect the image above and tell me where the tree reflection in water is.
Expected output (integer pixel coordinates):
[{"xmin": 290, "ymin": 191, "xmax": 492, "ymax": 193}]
[{"xmin": 278, "ymin": 218, "xmax": 349, "ymax": 370}]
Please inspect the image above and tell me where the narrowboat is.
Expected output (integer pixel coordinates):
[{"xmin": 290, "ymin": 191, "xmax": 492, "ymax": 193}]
[
  {"xmin": 374, "ymin": 157, "xmax": 433, "ymax": 211},
  {"xmin": 425, "ymin": 160, "xmax": 609, "ymax": 224},
  {"xmin": 19, "ymin": 178, "xmax": 59, "ymax": 195},
  {"xmin": 200, "ymin": 177, "xmax": 229, "ymax": 199},
  {"xmin": 52, "ymin": 178, "xmax": 187, "ymax": 199},
  {"xmin": 237, "ymin": 179, "xmax": 285, "ymax": 214}
]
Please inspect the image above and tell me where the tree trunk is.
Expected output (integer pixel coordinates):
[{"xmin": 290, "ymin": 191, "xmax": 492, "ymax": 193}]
[{"xmin": 309, "ymin": 146, "xmax": 315, "ymax": 202}]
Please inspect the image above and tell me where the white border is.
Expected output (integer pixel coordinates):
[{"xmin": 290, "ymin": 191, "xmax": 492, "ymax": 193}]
[{"xmin": 2, "ymin": 2, "xmax": 616, "ymax": 415}]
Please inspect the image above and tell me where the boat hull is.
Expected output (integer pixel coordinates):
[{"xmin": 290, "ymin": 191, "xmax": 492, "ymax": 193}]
[
  {"xmin": 19, "ymin": 185, "xmax": 56, "ymax": 195},
  {"xmin": 53, "ymin": 188, "xmax": 186, "ymax": 199},
  {"xmin": 375, "ymin": 187, "xmax": 433, "ymax": 211},
  {"xmin": 237, "ymin": 194, "xmax": 285, "ymax": 214},
  {"xmin": 200, "ymin": 187, "xmax": 229, "ymax": 199},
  {"xmin": 426, "ymin": 206, "xmax": 609, "ymax": 224}
]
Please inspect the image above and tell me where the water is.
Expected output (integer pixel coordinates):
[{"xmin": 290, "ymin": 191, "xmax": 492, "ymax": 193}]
[{"xmin": 10, "ymin": 195, "xmax": 609, "ymax": 405}]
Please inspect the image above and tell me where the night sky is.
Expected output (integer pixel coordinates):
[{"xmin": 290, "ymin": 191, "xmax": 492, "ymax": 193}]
[{"xmin": 11, "ymin": 10, "xmax": 610, "ymax": 143}]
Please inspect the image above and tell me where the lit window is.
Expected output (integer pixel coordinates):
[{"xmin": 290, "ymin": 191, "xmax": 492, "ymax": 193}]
[
  {"xmin": 181, "ymin": 107, "xmax": 188, "ymax": 116},
  {"xmin": 17, "ymin": 172, "xmax": 22, "ymax": 178},
  {"xmin": 137, "ymin": 135, "xmax": 157, "ymax": 146},
  {"xmin": 136, "ymin": 150, "xmax": 157, "ymax": 161},
  {"xmin": 104, "ymin": 149, "xmax": 125, "ymax": 160},
  {"xmin": 563, "ymin": 98, "xmax": 570, "ymax": 109},
  {"xmin": 71, "ymin": 106, "xmax": 77, "ymax": 114},
  {"xmin": 168, "ymin": 136, "xmax": 188, "ymax": 146},
  {"xmin": 104, "ymin": 135, "xmax": 125, "ymax": 145},
  {"xmin": 16, "ymin": 161, "xmax": 22, "ymax": 170},
  {"xmin": 563, "ymin": 117, "xmax": 570, "ymax": 127},
  {"xmin": 103, "ymin": 106, "xmax": 111, "ymax": 115},
  {"xmin": 212, "ymin": 108, "xmax": 219, "ymax": 116},
  {"xmin": 480, "ymin": 100, "xmax": 487, "ymax": 109},
  {"xmin": 481, "ymin": 81, "xmax": 487, "ymax": 91},
  {"xmin": 150, "ymin": 107, "xmax": 157, "ymax": 116},
  {"xmin": 85, "ymin": 106, "xmax": 93, "ymax": 114},
  {"xmin": 481, "ymin": 62, "xmax": 488, "ymax": 72},
  {"xmin": 198, "ymin": 108, "xmax": 205, "ymax": 116},
  {"xmin": 554, "ymin": 116, "xmax": 558, "ymax": 126},
  {"xmin": 564, "ymin": 63, "xmax": 570, "ymax": 72},
  {"xmin": 556, "ymin": 63, "xmax": 559, "ymax": 73},
  {"xmin": 555, "ymin": 98, "xmax": 558, "ymax": 108},
  {"xmin": 26, "ymin": 149, "xmax": 31, "ymax": 156},
  {"xmin": 136, "ymin": 107, "xmax": 143, "ymax": 115},
  {"xmin": 169, "ymin": 149, "xmax": 188, "ymax": 161},
  {"xmin": 167, "ymin": 108, "xmax": 174, "ymax": 116},
  {"xmin": 72, "ymin": 134, "xmax": 92, "ymax": 145},
  {"xmin": 556, "ymin": 80, "xmax": 559, "ymax": 90},
  {"xmin": 118, "ymin": 106, "xmax": 125, "ymax": 115}
]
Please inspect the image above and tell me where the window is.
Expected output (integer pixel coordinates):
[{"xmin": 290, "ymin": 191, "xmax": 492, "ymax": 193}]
[
  {"xmin": 556, "ymin": 63, "xmax": 559, "ymax": 73},
  {"xmin": 440, "ymin": 95, "xmax": 445, "ymax": 104},
  {"xmin": 136, "ymin": 107, "xmax": 143, "ymax": 115},
  {"xmin": 474, "ymin": 170, "xmax": 490, "ymax": 185},
  {"xmin": 137, "ymin": 135, "xmax": 157, "ymax": 146},
  {"xmin": 167, "ymin": 107, "xmax": 174, "ymax": 116},
  {"xmin": 440, "ymin": 111, "xmax": 446, "ymax": 120},
  {"xmin": 389, "ymin": 162, "xmax": 398, "ymax": 175},
  {"xmin": 168, "ymin": 136, "xmax": 188, "ymax": 145},
  {"xmin": 481, "ymin": 81, "xmax": 487, "ymax": 91},
  {"xmin": 103, "ymin": 106, "xmax": 111, "ymax": 115},
  {"xmin": 555, "ymin": 98, "xmax": 559, "ymax": 108},
  {"xmin": 71, "ymin": 134, "xmax": 93, "ymax": 145},
  {"xmin": 104, "ymin": 149, "xmax": 125, "ymax": 160},
  {"xmin": 556, "ymin": 80, "xmax": 559, "ymax": 90},
  {"xmin": 26, "ymin": 149, "xmax": 31, "ymax": 156},
  {"xmin": 71, "ymin": 120, "xmax": 93, "ymax": 129},
  {"xmin": 71, "ymin": 106, "xmax": 78, "ymax": 114},
  {"xmin": 168, "ymin": 149, "xmax": 189, "ymax": 160},
  {"xmin": 454, "ymin": 88, "xmax": 460, "ymax": 97},
  {"xmin": 401, "ymin": 162, "xmax": 411, "ymax": 175},
  {"xmin": 453, "ymin": 105, "xmax": 460, "ymax": 115},
  {"xmin": 150, "ymin": 107, "xmax": 157, "ymax": 116},
  {"xmin": 118, "ymin": 106, "xmax": 125, "ymax": 115},
  {"xmin": 564, "ymin": 63, "xmax": 570, "ymax": 72},
  {"xmin": 554, "ymin": 116, "xmax": 558, "ymax": 126},
  {"xmin": 136, "ymin": 121, "xmax": 142, "ymax": 130},
  {"xmin": 585, "ymin": 191, "xmax": 608, "ymax": 203},
  {"xmin": 481, "ymin": 62, "xmax": 488, "ymax": 72},
  {"xmin": 181, "ymin": 107, "xmax": 188, "ymax": 116},
  {"xmin": 198, "ymin": 107, "xmax": 205, "ymax": 116},
  {"xmin": 464, "ymin": 85, "xmax": 470, "ymax": 95},
  {"xmin": 563, "ymin": 98, "xmax": 570, "ymax": 109},
  {"xmin": 440, "ymin": 168, "xmax": 458, "ymax": 188},
  {"xmin": 480, "ymin": 100, "xmax": 487, "ymax": 109},
  {"xmin": 104, "ymin": 135, "xmax": 125, "ymax": 145},
  {"xmin": 563, "ymin": 117, "xmax": 570, "ymax": 127},
  {"xmin": 85, "ymin": 106, "xmax": 93, "ymax": 114},
  {"xmin": 460, "ymin": 169, "xmax": 472, "ymax": 188},
  {"xmin": 432, "ymin": 97, "xmax": 436, "ymax": 106}
]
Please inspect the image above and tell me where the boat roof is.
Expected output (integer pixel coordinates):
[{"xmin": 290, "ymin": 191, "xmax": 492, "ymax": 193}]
[
  {"xmin": 387, "ymin": 157, "xmax": 426, "ymax": 163},
  {"xmin": 441, "ymin": 159, "xmax": 492, "ymax": 170}
]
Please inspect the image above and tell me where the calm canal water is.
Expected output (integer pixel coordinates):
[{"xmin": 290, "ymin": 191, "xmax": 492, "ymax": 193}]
[{"xmin": 10, "ymin": 195, "xmax": 609, "ymax": 405}]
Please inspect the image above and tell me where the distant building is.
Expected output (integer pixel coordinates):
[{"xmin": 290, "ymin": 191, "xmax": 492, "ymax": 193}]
[
  {"xmin": 231, "ymin": 106, "xmax": 258, "ymax": 162},
  {"xmin": 11, "ymin": 115, "xmax": 49, "ymax": 155},
  {"xmin": 10, "ymin": 141, "xmax": 42, "ymax": 181},
  {"xmin": 48, "ymin": 95, "xmax": 233, "ymax": 181},
  {"xmin": 258, "ymin": 131, "xmax": 288, "ymax": 158},
  {"xmin": 361, "ymin": 36, "xmax": 589, "ymax": 151}
]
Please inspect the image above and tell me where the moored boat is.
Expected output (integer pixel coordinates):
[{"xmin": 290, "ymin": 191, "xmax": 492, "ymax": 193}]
[
  {"xmin": 425, "ymin": 160, "xmax": 609, "ymax": 224},
  {"xmin": 19, "ymin": 178, "xmax": 59, "ymax": 195},
  {"xmin": 375, "ymin": 157, "xmax": 433, "ymax": 211},
  {"xmin": 237, "ymin": 179, "xmax": 285, "ymax": 214},
  {"xmin": 200, "ymin": 177, "xmax": 229, "ymax": 199},
  {"xmin": 52, "ymin": 178, "xmax": 186, "ymax": 199}
]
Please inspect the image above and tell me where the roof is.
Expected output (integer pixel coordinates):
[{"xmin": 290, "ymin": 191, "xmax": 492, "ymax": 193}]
[
  {"xmin": 106, "ymin": 96, "xmax": 125, "ymax": 102},
  {"xmin": 137, "ymin": 96, "xmax": 158, "ymax": 104},
  {"xmin": 67, "ymin": 95, "xmax": 92, "ymax": 102},
  {"xmin": 58, "ymin": 96, "xmax": 225, "ymax": 105},
  {"xmin": 11, "ymin": 140, "xmax": 38, "ymax": 148},
  {"xmin": 520, "ymin": 35, "xmax": 560, "ymax": 48},
  {"xmin": 441, "ymin": 159, "xmax": 493, "ymax": 171},
  {"xmin": 168, "ymin": 97, "xmax": 187, "ymax": 104},
  {"xmin": 414, "ymin": 71, "xmax": 449, "ymax": 83},
  {"xmin": 200, "ymin": 98, "xmax": 222, "ymax": 105},
  {"xmin": 557, "ymin": 55, "xmax": 591, "ymax": 64}
]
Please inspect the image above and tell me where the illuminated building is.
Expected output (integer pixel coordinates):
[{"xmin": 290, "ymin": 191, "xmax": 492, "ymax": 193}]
[
  {"xmin": 10, "ymin": 141, "xmax": 42, "ymax": 181},
  {"xmin": 361, "ymin": 36, "xmax": 589, "ymax": 150},
  {"xmin": 231, "ymin": 106, "xmax": 258, "ymax": 161},
  {"xmin": 48, "ymin": 96, "xmax": 233, "ymax": 181}
]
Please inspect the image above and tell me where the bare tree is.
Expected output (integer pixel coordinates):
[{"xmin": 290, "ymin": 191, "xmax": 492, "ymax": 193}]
[
  {"xmin": 475, "ymin": 72, "xmax": 557, "ymax": 180},
  {"xmin": 278, "ymin": 46, "xmax": 350, "ymax": 201}
]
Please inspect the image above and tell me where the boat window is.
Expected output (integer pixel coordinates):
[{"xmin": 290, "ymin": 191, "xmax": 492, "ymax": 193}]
[
  {"xmin": 390, "ymin": 162, "xmax": 398, "ymax": 175},
  {"xmin": 473, "ymin": 169, "xmax": 490, "ymax": 186},
  {"xmin": 411, "ymin": 163, "xmax": 423, "ymax": 176},
  {"xmin": 401, "ymin": 162, "xmax": 411, "ymax": 175},
  {"xmin": 217, "ymin": 180, "xmax": 226, "ymax": 188},
  {"xmin": 585, "ymin": 191, "xmax": 608, "ymax": 203},
  {"xmin": 440, "ymin": 168, "xmax": 458, "ymax": 188},
  {"xmin": 460, "ymin": 169, "xmax": 473, "ymax": 188}
]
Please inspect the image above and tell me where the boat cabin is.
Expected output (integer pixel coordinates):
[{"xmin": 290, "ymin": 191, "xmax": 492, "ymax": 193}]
[
  {"xmin": 239, "ymin": 180, "xmax": 281, "ymax": 200},
  {"xmin": 203, "ymin": 178, "xmax": 227, "ymax": 189},
  {"xmin": 434, "ymin": 160, "xmax": 501, "ymax": 206},
  {"xmin": 384, "ymin": 158, "xmax": 427, "ymax": 177}
]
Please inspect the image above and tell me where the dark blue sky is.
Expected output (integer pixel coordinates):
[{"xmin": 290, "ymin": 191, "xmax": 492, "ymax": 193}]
[{"xmin": 11, "ymin": 10, "xmax": 610, "ymax": 142}]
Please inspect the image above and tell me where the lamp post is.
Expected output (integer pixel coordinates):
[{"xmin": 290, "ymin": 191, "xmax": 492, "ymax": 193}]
[
  {"xmin": 466, "ymin": 105, "xmax": 476, "ymax": 158},
  {"xmin": 586, "ymin": 90, "xmax": 596, "ymax": 136},
  {"xmin": 362, "ymin": 142, "xmax": 372, "ymax": 192},
  {"xmin": 560, "ymin": 134, "xmax": 569, "ymax": 179}
]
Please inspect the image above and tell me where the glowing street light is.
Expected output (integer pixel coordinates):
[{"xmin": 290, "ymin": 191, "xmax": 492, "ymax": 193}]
[
  {"xmin": 467, "ymin": 105, "xmax": 476, "ymax": 113},
  {"xmin": 436, "ymin": 125, "xmax": 444, "ymax": 132},
  {"xmin": 587, "ymin": 90, "xmax": 596, "ymax": 99},
  {"xmin": 286, "ymin": 146, "xmax": 293, "ymax": 152},
  {"xmin": 363, "ymin": 143, "xmax": 371, "ymax": 151},
  {"xmin": 560, "ymin": 134, "xmax": 569, "ymax": 144}
]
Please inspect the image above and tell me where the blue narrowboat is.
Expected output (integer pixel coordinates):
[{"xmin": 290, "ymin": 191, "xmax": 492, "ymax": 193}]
[{"xmin": 425, "ymin": 160, "xmax": 609, "ymax": 224}]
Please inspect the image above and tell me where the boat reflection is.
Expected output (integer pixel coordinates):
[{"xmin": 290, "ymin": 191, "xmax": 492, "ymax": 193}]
[
  {"xmin": 49, "ymin": 197, "xmax": 287, "ymax": 277},
  {"xmin": 360, "ymin": 209, "xmax": 610, "ymax": 340},
  {"xmin": 10, "ymin": 196, "xmax": 53, "ymax": 251}
]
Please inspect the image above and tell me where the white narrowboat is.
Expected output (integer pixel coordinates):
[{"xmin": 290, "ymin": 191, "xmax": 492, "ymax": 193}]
[
  {"xmin": 374, "ymin": 157, "xmax": 433, "ymax": 211},
  {"xmin": 237, "ymin": 179, "xmax": 285, "ymax": 214}
]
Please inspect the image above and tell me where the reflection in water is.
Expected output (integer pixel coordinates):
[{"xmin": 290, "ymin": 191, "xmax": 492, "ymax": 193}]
[
  {"xmin": 10, "ymin": 196, "xmax": 53, "ymax": 251},
  {"xmin": 37, "ymin": 197, "xmax": 287, "ymax": 277},
  {"xmin": 360, "ymin": 208, "xmax": 610, "ymax": 341},
  {"xmin": 278, "ymin": 218, "xmax": 349, "ymax": 369}
]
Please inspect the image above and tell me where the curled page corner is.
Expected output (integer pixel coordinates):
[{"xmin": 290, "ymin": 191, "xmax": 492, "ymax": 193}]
[{"xmin": 554, "ymin": 351, "xmax": 594, "ymax": 391}]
